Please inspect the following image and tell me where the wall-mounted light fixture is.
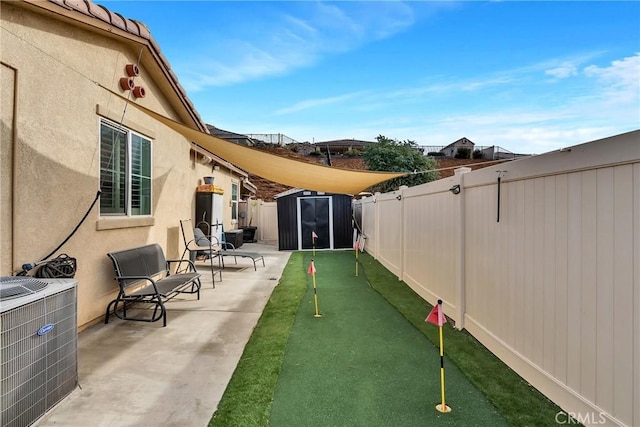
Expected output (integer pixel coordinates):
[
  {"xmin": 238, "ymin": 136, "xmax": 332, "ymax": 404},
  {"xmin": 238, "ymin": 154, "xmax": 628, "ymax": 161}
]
[
  {"xmin": 449, "ymin": 185, "xmax": 461, "ymax": 195},
  {"xmin": 396, "ymin": 194, "xmax": 402, "ymax": 201}
]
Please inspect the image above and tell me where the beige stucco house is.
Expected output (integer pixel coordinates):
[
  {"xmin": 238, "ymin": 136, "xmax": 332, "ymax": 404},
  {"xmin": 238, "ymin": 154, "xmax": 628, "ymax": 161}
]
[{"xmin": 1, "ymin": 0, "xmax": 256, "ymax": 329}]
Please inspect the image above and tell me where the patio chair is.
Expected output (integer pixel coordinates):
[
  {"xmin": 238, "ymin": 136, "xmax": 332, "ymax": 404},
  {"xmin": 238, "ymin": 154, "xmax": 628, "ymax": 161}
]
[
  {"xmin": 219, "ymin": 228, "xmax": 266, "ymax": 271},
  {"xmin": 179, "ymin": 219, "xmax": 222, "ymax": 287}
]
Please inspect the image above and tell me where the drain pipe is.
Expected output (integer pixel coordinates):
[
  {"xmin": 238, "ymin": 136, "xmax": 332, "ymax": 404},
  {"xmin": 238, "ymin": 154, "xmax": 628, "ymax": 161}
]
[{"xmin": 3, "ymin": 62, "xmax": 19, "ymax": 274}]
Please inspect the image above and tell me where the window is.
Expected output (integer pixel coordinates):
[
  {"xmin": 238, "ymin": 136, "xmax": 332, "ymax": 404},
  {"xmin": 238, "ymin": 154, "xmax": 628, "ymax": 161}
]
[
  {"xmin": 100, "ymin": 119, "xmax": 152, "ymax": 216},
  {"xmin": 231, "ymin": 182, "xmax": 239, "ymax": 221}
]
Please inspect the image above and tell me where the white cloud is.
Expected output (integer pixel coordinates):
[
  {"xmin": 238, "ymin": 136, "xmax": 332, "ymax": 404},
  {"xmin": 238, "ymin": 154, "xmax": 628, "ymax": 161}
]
[
  {"xmin": 583, "ymin": 52, "xmax": 640, "ymax": 105},
  {"xmin": 275, "ymin": 91, "xmax": 370, "ymax": 115},
  {"xmin": 545, "ymin": 62, "xmax": 579, "ymax": 79},
  {"xmin": 178, "ymin": 2, "xmax": 416, "ymax": 91}
]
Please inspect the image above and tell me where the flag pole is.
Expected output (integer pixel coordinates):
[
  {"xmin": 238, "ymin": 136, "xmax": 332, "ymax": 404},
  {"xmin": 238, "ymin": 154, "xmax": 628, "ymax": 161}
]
[
  {"xmin": 426, "ymin": 299, "xmax": 451, "ymax": 413},
  {"xmin": 435, "ymin": 300, "xmax": 451, "ymax": 413},
  {"xmin": 309, "ymin": 259, "xmax": 322, "ymax": 318},
  {"xmin": 354, "ymin": 242, "xmax": 359, "ymax": 277}
]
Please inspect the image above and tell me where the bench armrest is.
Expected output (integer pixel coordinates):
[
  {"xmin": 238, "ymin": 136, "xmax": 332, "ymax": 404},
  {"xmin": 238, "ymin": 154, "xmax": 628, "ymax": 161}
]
[{"xmin": 166, "ymin": 258, "xmax": 198, "ymax": 273}]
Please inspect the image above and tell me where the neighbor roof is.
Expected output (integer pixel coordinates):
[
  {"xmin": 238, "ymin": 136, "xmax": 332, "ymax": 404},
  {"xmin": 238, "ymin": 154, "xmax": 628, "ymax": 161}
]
[
  {"xmin": 442, "ymin": 137, "xmax": 475, "ymax": 150},
  {"xmin": 314, "ymin": 139, "xmax": 375, "ymax": 148},
  {"xmin": 207, "ymin": 125, "xmax": 258, "ymax": 146}
]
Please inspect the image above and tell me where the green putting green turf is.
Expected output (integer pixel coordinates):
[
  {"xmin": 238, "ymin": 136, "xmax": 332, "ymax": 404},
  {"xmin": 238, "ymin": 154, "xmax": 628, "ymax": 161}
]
[{"xmin": 268, "ymin": 250, "xmax": 508, "ymax": 427}]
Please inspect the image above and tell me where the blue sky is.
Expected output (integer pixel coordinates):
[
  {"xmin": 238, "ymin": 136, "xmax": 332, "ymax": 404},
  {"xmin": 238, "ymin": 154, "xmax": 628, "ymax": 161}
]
[{"xmin": 100, "ymin": 1, "xmax": 639, "ymax": 154}]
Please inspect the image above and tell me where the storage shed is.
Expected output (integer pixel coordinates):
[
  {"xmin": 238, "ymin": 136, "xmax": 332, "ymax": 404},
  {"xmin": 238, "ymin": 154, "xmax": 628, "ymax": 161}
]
[{"xmin": 275, "ymin": 189, "xmax": 353, "ymax": 251}]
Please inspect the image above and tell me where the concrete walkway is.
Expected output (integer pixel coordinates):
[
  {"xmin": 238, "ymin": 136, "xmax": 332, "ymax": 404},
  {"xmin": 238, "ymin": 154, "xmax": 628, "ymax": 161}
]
[{"xmin": 36, "ymin": 243, "xmax": 291, "ymax": 427}]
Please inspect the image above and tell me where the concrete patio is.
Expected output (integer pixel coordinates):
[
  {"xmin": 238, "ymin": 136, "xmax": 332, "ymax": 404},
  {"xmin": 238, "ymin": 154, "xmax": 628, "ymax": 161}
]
[{"xmin": 35, "ymin": 243, "xmax": 291, "ymax": 427}]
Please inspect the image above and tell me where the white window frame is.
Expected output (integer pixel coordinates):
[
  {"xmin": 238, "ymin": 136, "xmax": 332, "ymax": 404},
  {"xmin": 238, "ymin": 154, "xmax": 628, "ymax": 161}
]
[
  {"xmin": 231, "ymin": 181, "xmax": 239, "ymax": 222},
  {"xmin": 99, "ymin": 118, "xmax": 153, "ymax": 217}
]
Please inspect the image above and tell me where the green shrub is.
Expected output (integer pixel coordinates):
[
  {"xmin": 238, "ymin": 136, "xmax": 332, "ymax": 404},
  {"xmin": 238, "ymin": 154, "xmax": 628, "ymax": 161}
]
[{"xmin": 455, "ymin": 147, "xmax": 471, "ymax": 159}]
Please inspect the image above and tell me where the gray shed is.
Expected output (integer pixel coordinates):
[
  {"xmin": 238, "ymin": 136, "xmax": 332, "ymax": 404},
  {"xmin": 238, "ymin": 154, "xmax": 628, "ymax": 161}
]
[{"xmin": 275, "ymin": 189, "xmax": 353, "ymax": 251}]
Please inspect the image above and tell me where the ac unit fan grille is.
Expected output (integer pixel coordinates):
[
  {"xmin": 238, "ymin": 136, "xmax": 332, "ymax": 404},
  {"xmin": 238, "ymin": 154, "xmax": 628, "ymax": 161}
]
[{"xmin": 0, "ymin": 277, "xmax": 49, "ymax": 300}]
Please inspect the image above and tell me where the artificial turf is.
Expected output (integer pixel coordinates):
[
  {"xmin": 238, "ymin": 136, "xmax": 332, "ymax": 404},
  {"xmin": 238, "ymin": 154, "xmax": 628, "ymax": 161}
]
[
  {"xmin": 210, "ymin": 249, "xmax": 569, "ymax": 427},
  {"xmin": 268, "ymin": 250, "xmax": 508, "ymax": 426}
]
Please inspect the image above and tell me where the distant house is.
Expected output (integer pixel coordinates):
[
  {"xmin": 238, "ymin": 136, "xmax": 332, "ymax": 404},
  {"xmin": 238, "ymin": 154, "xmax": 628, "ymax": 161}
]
[
  {"xmin": 314, "ymin": 139, "xmax": 375, "ymax": 156},
  {"xmin": 207, "ymin": 125, "xmax": 257, "ymax": 147},
  {"xmin": 478, "ymin": 146, "xmax": 531, "ymax": 160},
  {"xmin": 440, "ymin": 137, "xmax": 475, "ymax": 158}
]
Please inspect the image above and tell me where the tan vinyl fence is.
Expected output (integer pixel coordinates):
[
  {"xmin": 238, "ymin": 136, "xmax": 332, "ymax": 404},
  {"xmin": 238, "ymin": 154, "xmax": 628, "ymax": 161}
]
[
  {"xmin": 255, "ymin": 201, "xmax": 278, "ymax": 244},
  {"xmin": 355, "ymin": 130, "xmax": 639, "ymax": 427}
]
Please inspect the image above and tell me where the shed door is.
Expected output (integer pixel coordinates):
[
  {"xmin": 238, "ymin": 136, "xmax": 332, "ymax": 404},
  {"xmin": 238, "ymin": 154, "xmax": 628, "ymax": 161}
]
[{"xmin": 298, "ymin": 197, "xmax": 333, "ymax": 250}]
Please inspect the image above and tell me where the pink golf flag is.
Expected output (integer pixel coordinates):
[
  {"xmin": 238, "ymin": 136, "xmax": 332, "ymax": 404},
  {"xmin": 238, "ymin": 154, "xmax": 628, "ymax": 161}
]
[
  {"xmin": 312, "ymin": 231, "xmax": 318, "ymax": 240},
  {"xmin": 425, "ymin": 301, "xmax": 447, "ymax": 326},
  {"xmin": 354, "ymin": 241, "xmax": 359, "ymax": 251},
  {"xmin": 307, "ymin": 260, "xmax": 316, "ymax": 275}
]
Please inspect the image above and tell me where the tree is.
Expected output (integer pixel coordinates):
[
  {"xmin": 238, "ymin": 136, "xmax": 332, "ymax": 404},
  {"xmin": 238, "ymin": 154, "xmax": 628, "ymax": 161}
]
[
  {"xmin": 473, "ymin": 149, "xmax": 484, "ymax": 159},
  {"xmin": 363, "ymin": 135, "xmax": 439, "ymax": 193}
]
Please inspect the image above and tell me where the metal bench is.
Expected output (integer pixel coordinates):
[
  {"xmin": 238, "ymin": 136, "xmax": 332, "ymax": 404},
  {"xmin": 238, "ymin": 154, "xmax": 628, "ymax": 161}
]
[{"xmin": 105, "ymin": 243, "xmax": 201, "ymax": 327}]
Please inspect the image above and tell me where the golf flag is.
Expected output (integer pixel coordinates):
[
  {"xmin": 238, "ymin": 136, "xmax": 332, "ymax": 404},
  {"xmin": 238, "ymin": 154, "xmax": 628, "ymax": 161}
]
[
  {"xmin": 308, "ymin": 260, "xmax": 321, "ymax": 317},
  {"xmin": 425, "ymin": 303, "xmax": 447, "ymax": 326},
  {"xmin": 307, "ymin": 260, "xmax": 316, "ymax": 275},
  {"xmin": 354, "ymin": 241, "xmax": 359, "ymax": 251},
  {"xmin": 312, "ymin": 231, "xmax": 318, "ymax": 255},
  {"xmin": 426, "ymin": 299, "xmax": 451, "ymax": 413}
]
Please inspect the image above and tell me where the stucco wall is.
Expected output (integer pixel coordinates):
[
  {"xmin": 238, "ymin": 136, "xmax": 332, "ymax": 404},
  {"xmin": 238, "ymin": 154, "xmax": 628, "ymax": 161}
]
[{"xmin": 1, "ymin": 3, "xmax": 239, "ymax": 328}]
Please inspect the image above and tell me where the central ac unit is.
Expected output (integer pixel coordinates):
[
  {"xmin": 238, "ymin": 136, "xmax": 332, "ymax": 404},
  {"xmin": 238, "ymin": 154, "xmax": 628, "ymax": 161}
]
[{"xmin": 0, "ymin": 277, "xmax": 78, "ymax": 427}]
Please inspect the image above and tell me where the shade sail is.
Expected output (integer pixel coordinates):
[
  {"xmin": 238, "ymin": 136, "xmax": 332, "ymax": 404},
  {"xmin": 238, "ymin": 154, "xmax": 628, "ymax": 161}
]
[{"xmin": 108, "ymin": 89, "xmax": 405, "ymax": 195}]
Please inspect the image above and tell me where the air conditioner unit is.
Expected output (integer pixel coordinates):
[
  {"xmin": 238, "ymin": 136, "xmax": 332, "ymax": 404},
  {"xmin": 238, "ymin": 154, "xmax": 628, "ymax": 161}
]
[{"xmin": 0, "ymin": 277, "xmax": 78, "ymax": 427}]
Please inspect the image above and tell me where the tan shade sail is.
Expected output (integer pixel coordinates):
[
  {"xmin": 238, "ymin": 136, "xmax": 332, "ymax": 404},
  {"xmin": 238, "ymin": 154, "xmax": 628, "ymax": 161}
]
[{"xmin": 111, "ymin": 91, "xmax": 405, "ymax": 195}]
